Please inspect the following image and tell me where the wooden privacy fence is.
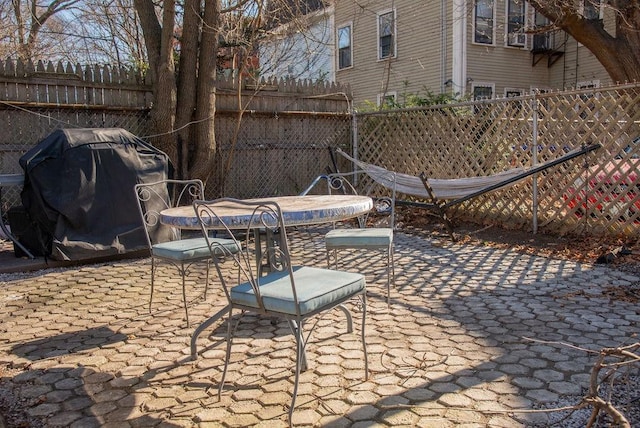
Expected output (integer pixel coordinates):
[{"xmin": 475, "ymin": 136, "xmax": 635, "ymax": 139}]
[
  {"xmin": 349, "ymin": 83, "xmax": 640, "ymax": 238},
  {"xmin": 0, "ymin": 59, "xmax": 351, "ymax": 227}
]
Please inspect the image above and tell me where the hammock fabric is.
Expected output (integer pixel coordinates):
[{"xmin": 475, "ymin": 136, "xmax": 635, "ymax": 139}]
[
  {"xmin": 335, "ymin": 144, "xmax": 601, "ymax": 238},
  {"xmin": 336, "ymin": 145, "xmax": 600, "ymax": 204}
]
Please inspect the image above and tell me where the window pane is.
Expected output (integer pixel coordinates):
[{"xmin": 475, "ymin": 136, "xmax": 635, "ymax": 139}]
[
  {"xmin": 379, "ymin": 12, "xmax": 394, "ymax": 36},
  {"xmin": 583, "ymin": 0, "xmax": 600, "ymax": 19},
  {"xmin": 473, "ymin": 86, "xmax": 493, "ymax": 100},
  {"xmin": 338, "ymin": 26, "xmax": 352, "ymax": 69},
  {"xmin": 476, "ymin": 0, "xmax": 493, "ymax": 18},
  {"xmin": 378, "ymin": 12, "xmax": 395, "ymax": 58},
  {"xmin": 339, "ymin": 48, "xmax": 351, "ymax": 69},
  {"xmin": 507, "ymin": 0, "xmax": 525, "ymax": 33},
  {"xmin": 338, "ymin": 27, "xmax": 350, "ymax": 49},
  {"xmin": 474, "ymin": 0, "xmax": 494, "ymax": 44}
]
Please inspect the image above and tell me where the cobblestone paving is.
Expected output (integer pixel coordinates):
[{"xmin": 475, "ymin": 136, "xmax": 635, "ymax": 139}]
[{"xmin": 0, "ymin": 226, "xmax": 639, "ymax": 427}]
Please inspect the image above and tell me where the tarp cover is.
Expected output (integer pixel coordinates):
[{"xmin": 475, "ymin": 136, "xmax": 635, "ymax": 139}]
[{"xmin": 19, "ymin": 128, "xmax": 170, "ymax": 261}]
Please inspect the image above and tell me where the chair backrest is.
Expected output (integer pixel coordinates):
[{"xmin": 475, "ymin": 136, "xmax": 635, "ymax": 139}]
[
  {"xmin": 134, "ymin": 179, "xmax": 205, "ymax": 247},
  {"xmin": 301, "ymin": 171, "xmax": 396, "ymax": 228},
  {"xmin": 193, "ymin": 198, "xmax": 302, "ymax": 314}
]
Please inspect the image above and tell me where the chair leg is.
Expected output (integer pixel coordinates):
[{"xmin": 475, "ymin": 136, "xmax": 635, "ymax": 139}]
[
  {"xmin": 190, "ymin": 305, "xmax": 231, "ymax": 360},
  {"xmin": 203, "ymin": 259, "xmax": 210, "ymax": 300},
  {"xmin": 287, "ymin": 320, "xmax": 308, "ymax": 371},
  {"xmin": 336, "ymin": 304, "xmax": 354, "ymax": 333},
  {"xmin": 181, "ymin": 262, "xmax": 189, "ymax": 327},
  {"xmin": 326, "ymin": 248, "xmax": 339, "ymax": 270},
  {"xmin": 289, "ymin": 319, "xmax": 305, "ymax": 426},
  {"xmin": 218, "ymin": 309, "xmax": 235, "ymax": 400},
  {"xmin": 149, "ymin": 257, "xmax": 156, "ymax": 312},
  {"xmin": 361, "ymin": 293, "xmax": 369, "ymax": 381},
  {"xmin": 386, "ymin": 244, "xmax": 395, "ymax": 305}
]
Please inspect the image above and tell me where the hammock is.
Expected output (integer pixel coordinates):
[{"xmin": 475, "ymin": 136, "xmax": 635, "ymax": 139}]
[{"xmin": 335, "ymin": 144, "xmax": 601, "ymax": 236}]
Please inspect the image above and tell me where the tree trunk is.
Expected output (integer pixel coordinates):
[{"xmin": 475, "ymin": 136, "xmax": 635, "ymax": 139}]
[
  {"xmin": 134, "ymin": 0, "xmax": 177, "ymax": 163},
  {"xmin": 190, "ymin": 0, "xmax": 220, "ymax": 189},
  {"xmin": 528, "ymin": 0, "xmax": 640, "ymax": 84},
  {"xmin": 174, "ymin": 0, "xmax": 201, "ymax": 179}
]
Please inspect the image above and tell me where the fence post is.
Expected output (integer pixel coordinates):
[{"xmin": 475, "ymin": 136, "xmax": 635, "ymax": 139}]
[{"xmin": 351, "ymin": 110, "xmax": 359, "ymax": 184}]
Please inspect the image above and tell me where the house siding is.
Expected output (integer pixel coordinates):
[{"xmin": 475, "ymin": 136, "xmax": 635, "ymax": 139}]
[
  {"xmin": 334, "ymin": 0, "xmax": 612, "ymax": 107},
  {"xmin": 547, "ymin": 8, "xmax": 614, "ymax": 89},
  {"xmin": 335, "ymin": 0, "xmax": 445, "ymax": 107}
]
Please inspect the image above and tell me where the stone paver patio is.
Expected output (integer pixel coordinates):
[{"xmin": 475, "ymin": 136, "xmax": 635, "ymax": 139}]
[{"xmin": 0, "ymin": 225, "xmax": 638, "ymax": 427}]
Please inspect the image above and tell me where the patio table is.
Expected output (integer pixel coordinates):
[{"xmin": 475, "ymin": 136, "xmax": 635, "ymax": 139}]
[
  {"xmin": 159, "ymin": 194, "xmax": 374, "ymax": 358},
  {"xmin": 159, "ymin": 194, "xmax": 373, "ymax": 230}
]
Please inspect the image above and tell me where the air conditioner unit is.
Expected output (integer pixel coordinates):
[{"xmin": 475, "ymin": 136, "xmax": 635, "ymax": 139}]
[{"xmin": 508, "ymin": 33, "xmax": 526, "ymax": 47}]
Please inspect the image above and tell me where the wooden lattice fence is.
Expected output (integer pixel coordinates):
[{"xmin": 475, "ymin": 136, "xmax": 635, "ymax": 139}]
[{"xmin": 349, "ymin": 83, "xmax": 640, "ymax": 238}]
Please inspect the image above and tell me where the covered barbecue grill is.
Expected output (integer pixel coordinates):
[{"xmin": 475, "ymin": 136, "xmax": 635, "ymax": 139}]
[{"xmin": 19, "ymin": 128, "xmax": 170, "ymax": 261}]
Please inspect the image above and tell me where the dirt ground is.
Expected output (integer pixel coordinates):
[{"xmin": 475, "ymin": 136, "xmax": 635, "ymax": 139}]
[
  {"xmin": 395, "ymin": 205, "xmax": 638, "ymax": 263},
  {"xmin": 392, "ymin": 206, "xmax": 640, "ymax": 304}
]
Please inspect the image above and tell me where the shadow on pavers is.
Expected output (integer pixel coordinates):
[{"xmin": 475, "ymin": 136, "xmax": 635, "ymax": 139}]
[{"xmin": 11, "ymin": 326, "xmax": 127, "ymax": 360}]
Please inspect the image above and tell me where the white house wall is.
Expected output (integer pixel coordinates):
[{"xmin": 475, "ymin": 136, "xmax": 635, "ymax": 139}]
[{"xmin": 259, "ymin": 7, "xmax": 335, "ymax": 82}]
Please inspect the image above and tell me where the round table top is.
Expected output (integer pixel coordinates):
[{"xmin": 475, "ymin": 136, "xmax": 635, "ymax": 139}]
[{"xmin": 160, "ymin": 194, "xmax": 373, "ymax": 229}]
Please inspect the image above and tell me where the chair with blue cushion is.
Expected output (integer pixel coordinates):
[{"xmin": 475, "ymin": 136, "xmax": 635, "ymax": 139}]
[
  {"xmin": 317, "ymin": 171, "xmax": 396, "ymax": 304},
  {"xmin": 134, "ymin": 179, "xmax": 237, "ymax": 327},
  {"xmin": 191, "ymin": 198, "xmax": 368, "ymax": 426}
]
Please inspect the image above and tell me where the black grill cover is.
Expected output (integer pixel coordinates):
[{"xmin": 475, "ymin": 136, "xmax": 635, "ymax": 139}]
[{"xmin": 19, "ymin": 128, "xmax": 170, "ymax": 261}]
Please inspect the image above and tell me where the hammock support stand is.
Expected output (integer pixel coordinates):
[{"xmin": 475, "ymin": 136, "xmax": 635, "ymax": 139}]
[{"xmin": 336, "ymin": 143, "xmax": 601, "ymax": 240}]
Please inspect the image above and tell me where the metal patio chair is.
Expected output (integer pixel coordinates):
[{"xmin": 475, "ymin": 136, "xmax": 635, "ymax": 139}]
[
  {"xmin": 191, "ymin": 198, "xmax": 368, "ymax": 426},
  {"xmin": 303, "ymin": 171, "xmax": 395, "ymax": 304},
  {"xmin": 134, "ymin": 179, "xmax": 236, "ymax": 326}
]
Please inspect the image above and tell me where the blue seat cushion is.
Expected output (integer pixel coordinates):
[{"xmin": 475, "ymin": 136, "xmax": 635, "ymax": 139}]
[
  {"xmin": 152, "ymin": 237, "xmax": 239, "ymax": 261},
  {"xmin": 325, "ymin": 228, "xmax": 393, "ymax": 249},
  {"xmin": 230, "ymin": 266, "xmax": 365, "ymax": 315}
]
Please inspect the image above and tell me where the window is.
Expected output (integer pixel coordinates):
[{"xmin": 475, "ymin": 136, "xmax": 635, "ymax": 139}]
[
  {"xmin": 577, "ymin": 80, "xmax": 600, "ymax": 90},
  {"xmin": 378, "ymin": 10, "xmax": 395, "ymax": 59},
  {"xmin": 532, "ymin": 11, "xmax": 550, "ymax": 51},
  {"xmin": 337, "ymin": 24, "xmax": 352, "ymax": 69},
  {"xmin": 505, "ymin": 88, "xmax": 524, "ymax": 97},
  {"xmin": 576, "ymin": 80, "xmax": 600, "ymax": 119},
  {"xmin": 473, "ymin": 84, "xmax": 494, "ymax": 100},
  {"xmin": 474, "ymin": 0, "xmax": 494, "ymax": 44},
  {"xmin": 506, "ymin": 0, "xmax": 526, "ymax": 47},
  {"xmin": 582, "ymin": 0, "xmax": 602, "ymax": 20},
  {"xmin": 377, "ymin": 92, "xmax": 397, "ymax": 108},
  {"xmin": 505, "ymin": 88, "xmax": 525, "ymax": 113}
]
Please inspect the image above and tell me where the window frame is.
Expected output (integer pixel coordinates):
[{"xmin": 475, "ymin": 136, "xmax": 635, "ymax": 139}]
[
  {"xmin": 377, "ymin": 9, "xmax": 397, "ymax": 60},
  {"xmin": 377, "ymin": 91, "xmax": 397, "ymax": 108},
  {"xmin": 505, "ymin": 0, "xmax": 526, "ymax": 48},
  {"xmin": 337, "ymin": 23, "xmax": 353, "ymax": 70},
  {"xmin": 472, "ymin": 83, "xmax": 495, "ymax": 101},
  {"xmin": 504, "ymin": 87, "xmax": 525, "ymax": 98},
  {"xmin": 581, "ymin": 0, "xmax": 603, "ymax": 20},
  {"xmin": 473, "ymin": 0, "xmax": 495, "ymax": 45}
]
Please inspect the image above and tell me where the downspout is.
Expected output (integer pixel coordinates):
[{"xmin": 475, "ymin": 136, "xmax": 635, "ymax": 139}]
[
  {"xmin": 452, "ymin": 0, "xmax": 467, "ymax": 96},
  {"xmin": 440, "ymin": 0, "xmax": 447, "ymax": 93}
]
